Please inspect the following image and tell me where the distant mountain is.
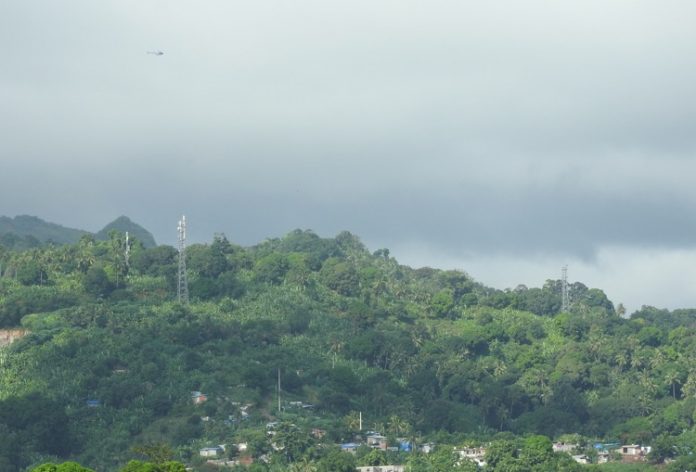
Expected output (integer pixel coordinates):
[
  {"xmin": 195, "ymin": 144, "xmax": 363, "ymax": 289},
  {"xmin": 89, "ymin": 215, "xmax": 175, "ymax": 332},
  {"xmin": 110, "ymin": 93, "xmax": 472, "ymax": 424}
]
[
  {"xmin": 95, "ymin": 215, "xmax": 157, "ymax": 248},
  {"xmin": 0, "ymin": 215, "xmax": 88, "ymax": 246},
  {"xmin": 0, "ymin": 215, "xmax": 157, "ymax": 250}
]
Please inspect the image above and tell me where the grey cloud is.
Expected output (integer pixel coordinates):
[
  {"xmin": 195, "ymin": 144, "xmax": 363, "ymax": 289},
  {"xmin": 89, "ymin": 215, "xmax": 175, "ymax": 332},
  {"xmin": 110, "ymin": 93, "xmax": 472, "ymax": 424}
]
[{"xmin": 3, "ymin": 1, "xmax": 696, "ymax": 309}]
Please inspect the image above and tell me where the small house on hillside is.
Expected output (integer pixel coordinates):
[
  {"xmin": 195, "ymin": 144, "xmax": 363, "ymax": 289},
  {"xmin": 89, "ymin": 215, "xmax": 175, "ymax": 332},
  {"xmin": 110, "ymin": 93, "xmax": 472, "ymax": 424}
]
[
  {"xmin": 191, "ymin": 391, "xmax": 208, "ymax": 404},
  {"xmin": 366, "ymin": 434, "xmax": 388, "ymax": 450},
  {"xmin": 455, "ymin": 447, "xmax": 487, "ymax": 467},
  {"xmin": 616, "ymin": 444, "xmax": 650, "ymax": 462},
  {"xmin": 199, "ymin": 446, "xmax": 224, "ymax": 457},
  {"xmin": 553, "ymin": 442, "xmax": 578, "ymax": 453},
  {"xmin": 419, "ymin": 443, "xmax": 435, "ymax": 454},
  {"xmin": 340, "ymin": 442, "xmax": 360, "ymax": 453}
]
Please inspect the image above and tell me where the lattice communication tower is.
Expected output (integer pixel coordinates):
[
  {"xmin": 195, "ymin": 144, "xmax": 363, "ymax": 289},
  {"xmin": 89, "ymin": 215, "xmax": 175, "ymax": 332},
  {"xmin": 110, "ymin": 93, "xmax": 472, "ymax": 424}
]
[
  {"xmin": 177, "ymin": 215, "xmax": 189, "ymax": 304},
  {"xmin": 561, "ymin": 265, "xmax": 570, "ymax": 313}
]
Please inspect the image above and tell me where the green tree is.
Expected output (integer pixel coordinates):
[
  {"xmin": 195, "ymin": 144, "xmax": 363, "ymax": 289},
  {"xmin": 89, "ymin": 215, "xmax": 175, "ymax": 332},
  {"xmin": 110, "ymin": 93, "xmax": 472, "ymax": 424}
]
[
  {"xmin": 131, "ymin": 443, "xmax": 175, "ymax": 464},
  {"xmin": 431, "ymin": 289, "xmax": 455, "ymax": 318},
  {"xmin": 120, "ymin": 461, "xmax": 186, "ymax": 472},
  {"xmin": 361, "ymin": 448, "xmax": 388, "ymax": 466},
  {"xmin": 317, "ymin": 448, "xmax": 356, "ymax": 472},
  {"xmin": 83, "ymin": 264, "xmax": 114, "ymax": 297},
  {"xmin": 31, "ymin": 463, "xmax": 95, "ymax": 472},
  {"xmin": 255, "ymin": 253, "xmax": 290, "ymax": 284},
  {"xmin": 520, "ymin": 435, "xmax": 554, "ymax": 467},
  {"xmin": 320, "ymin": 258, "xmax": 359, "ymax": 296}
]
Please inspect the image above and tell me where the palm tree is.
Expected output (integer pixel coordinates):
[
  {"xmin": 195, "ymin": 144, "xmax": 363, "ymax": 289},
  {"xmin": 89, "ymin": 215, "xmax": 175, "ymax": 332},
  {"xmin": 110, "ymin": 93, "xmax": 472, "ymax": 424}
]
[
  {"xmin": 289, "ymin": 458, "xmax": 317, "ymax": 472},
  {"xmin": 343, "ymin": 411, "xmax": 362, "ymax": 432},
  {"xmin": 387, "ymin": 415, "xmax": 410, "ymax": 436},
  {"xmin": 327, "ymin": 338, "xmax": 344, "ymax": 369},
  {"xmin": 682, "ymin": 373, "xmax": 696, "ymax": 399},
  {"xmin": 664, "ymin": 369, "xmax": 682, "ymax": 399}
]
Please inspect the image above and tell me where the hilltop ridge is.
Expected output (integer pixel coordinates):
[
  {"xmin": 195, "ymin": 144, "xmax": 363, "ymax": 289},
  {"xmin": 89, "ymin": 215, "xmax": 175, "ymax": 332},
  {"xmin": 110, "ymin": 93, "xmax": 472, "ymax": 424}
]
[{"xmin": 0, "ymin": 214, "xmax": 156, "ymax": 249}]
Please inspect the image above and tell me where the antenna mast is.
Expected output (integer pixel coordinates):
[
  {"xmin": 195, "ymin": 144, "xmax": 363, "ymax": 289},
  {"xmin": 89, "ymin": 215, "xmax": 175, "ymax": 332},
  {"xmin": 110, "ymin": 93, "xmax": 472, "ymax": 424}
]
[
  {"xmin": 177, "ymin": 216, "xmax": 189, "ymax": 304},
  {"xmin": 561, "ymin": 265, "xmax": 570, "ymax": 313},
  {"xmin": 124, "ymin": 231, "xmax": 130, "ymax": 272},
  {"xmin": 277, "ymin": 368, "xmax": 281, "ymax": 413}
]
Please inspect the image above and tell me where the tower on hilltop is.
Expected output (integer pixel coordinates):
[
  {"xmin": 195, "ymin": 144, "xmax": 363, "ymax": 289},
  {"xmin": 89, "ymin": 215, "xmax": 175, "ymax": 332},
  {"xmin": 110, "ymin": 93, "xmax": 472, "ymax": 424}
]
[
  {"xmin": 561, "ymin": 265, "xmax": 570, "ymax": 313},
  {"xmin": 177, "ymin": 216, "xmax": 189, "ymax": 304}
]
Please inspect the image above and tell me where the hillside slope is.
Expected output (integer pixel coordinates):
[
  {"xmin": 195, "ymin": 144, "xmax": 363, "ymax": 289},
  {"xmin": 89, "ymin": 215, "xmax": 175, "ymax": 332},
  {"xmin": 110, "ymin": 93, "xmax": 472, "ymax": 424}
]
[
  {"xmin": 0, "ymin": 215, "xmax": 88, "ymax": 247},
  {"xmin": 0, "ymin": 229, "xmax": 694, "ymax": 471}
]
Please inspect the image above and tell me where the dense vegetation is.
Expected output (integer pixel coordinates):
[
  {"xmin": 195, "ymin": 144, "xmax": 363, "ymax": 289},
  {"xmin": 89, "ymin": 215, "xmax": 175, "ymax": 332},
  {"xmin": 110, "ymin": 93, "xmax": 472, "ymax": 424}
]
[{"xmin": 1, "ymin": 227, "xmax": 696, "ymax": 471}]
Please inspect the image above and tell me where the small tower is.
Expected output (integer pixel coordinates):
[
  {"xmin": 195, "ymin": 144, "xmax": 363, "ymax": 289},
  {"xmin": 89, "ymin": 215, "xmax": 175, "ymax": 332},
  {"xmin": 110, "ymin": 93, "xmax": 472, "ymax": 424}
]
[
  {"xmin": 124, "ymin": 231, "xmax": 131, "ymax": 272},
  {"xmin": 561, "ymin": 265, "xmax": 570, "ymax": 313},
  {"xmin": 177, "ymin": 216, "xmax": 189, "ymax": 304}
]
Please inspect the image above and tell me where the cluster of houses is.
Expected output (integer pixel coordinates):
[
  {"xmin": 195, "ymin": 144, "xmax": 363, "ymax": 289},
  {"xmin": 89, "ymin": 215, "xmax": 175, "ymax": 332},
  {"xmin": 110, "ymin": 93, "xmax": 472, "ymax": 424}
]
[
  {"xmin": 340, "ymin": 432, "xmax": 415, "ymax": 454},
  {"xmin": 552, "ymin": 441, "xmax": 652, "ymax": 465},
  {"xmin": 198, "ymin": 437, "xmax": 653, "ymax": 469},
  {"xmin": 190, "ymin": 393, "xmax": 653, "ymax": 469}
]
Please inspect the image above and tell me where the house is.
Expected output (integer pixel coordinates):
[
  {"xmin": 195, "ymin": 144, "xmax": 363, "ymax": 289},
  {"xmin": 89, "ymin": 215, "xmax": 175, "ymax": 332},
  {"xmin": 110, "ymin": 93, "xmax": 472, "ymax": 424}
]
[
  {"xmin": 455, "ymin": 447, "xmax": 487, "ymax": 467},
  {"xmin": 616, "ymin": 444, "xmax": 650, "ymax": 462},
  {"xmin": 572, "ymin": 455, "xmax": 591, "ymax": 464},
  {"xmin": 311, "ymin": 428, "xmax": 327, "ymax": 439},
  {"xmin": 239, "ymin": 404, "xmax": 252, "ymax": 419},
  {"xmin": 191, "ymin": 391, "xmax": 208, "ymax": 404},
  {"xmin": 340, "ymin": 442, "xmax": 360, "ymax": 453},
  {"xmin": 199, "ymin": 446, "xmax": 224, "ymax": 457},
  {"xmin": 356, "ymin": 466, "xmax": 405, "ymax": 472},
  {"xmin": 398, "ymin": 440, "xmax": 412, "ymax": 452},
  {"xmin": 419, "ymin": 443, "xmax": 435, "ymax": 454},
  {"xmin": 366, "ymin": 434, "xmax": 388, "ymax": 450},
  {"xmin": 553, "ymin": 442, "xmax": 578, "ymax": 453},
  {"xmin": 594, "ymin": 442, "xmax": 620, "ymax": 452}
]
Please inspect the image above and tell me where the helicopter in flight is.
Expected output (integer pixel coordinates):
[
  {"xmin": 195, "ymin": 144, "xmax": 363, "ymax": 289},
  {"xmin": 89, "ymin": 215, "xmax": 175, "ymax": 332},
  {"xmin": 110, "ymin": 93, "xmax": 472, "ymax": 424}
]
[{"xmin": 146, "ymin": 50, "xmax": 164, "ymax": 56}]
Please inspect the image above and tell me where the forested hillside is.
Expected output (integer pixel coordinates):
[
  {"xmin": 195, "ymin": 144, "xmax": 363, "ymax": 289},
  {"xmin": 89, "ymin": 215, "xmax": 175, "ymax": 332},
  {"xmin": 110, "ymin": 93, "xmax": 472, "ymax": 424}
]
[{"xmin": 1, "ymin": 229, "xmax": 695, "ymax": 471}]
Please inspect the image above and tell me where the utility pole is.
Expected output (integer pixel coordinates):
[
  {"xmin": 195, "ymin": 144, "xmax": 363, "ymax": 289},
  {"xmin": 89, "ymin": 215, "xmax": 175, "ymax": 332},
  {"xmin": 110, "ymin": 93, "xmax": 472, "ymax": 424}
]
[
  {"xmin": 561, "ymin": 265, "xmax": 570, "ymax": 313},
  {"xmin": 124, "ymin": 231, "xmax": 130, "ymax": 273},
  {"xmin": 277, "ymin": 368, "xmax": 281, "ymax": 413},
  {"xmin": 177, "ymin": 216, "xmax": 189, "ymax": 304}
]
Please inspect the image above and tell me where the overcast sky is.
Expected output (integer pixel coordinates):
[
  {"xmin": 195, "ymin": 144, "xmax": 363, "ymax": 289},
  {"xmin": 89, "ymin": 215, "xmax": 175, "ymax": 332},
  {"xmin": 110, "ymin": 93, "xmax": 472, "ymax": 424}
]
[{"xmin": 3, "ymin": 1, "xmax": 696, "ymax": 313}]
